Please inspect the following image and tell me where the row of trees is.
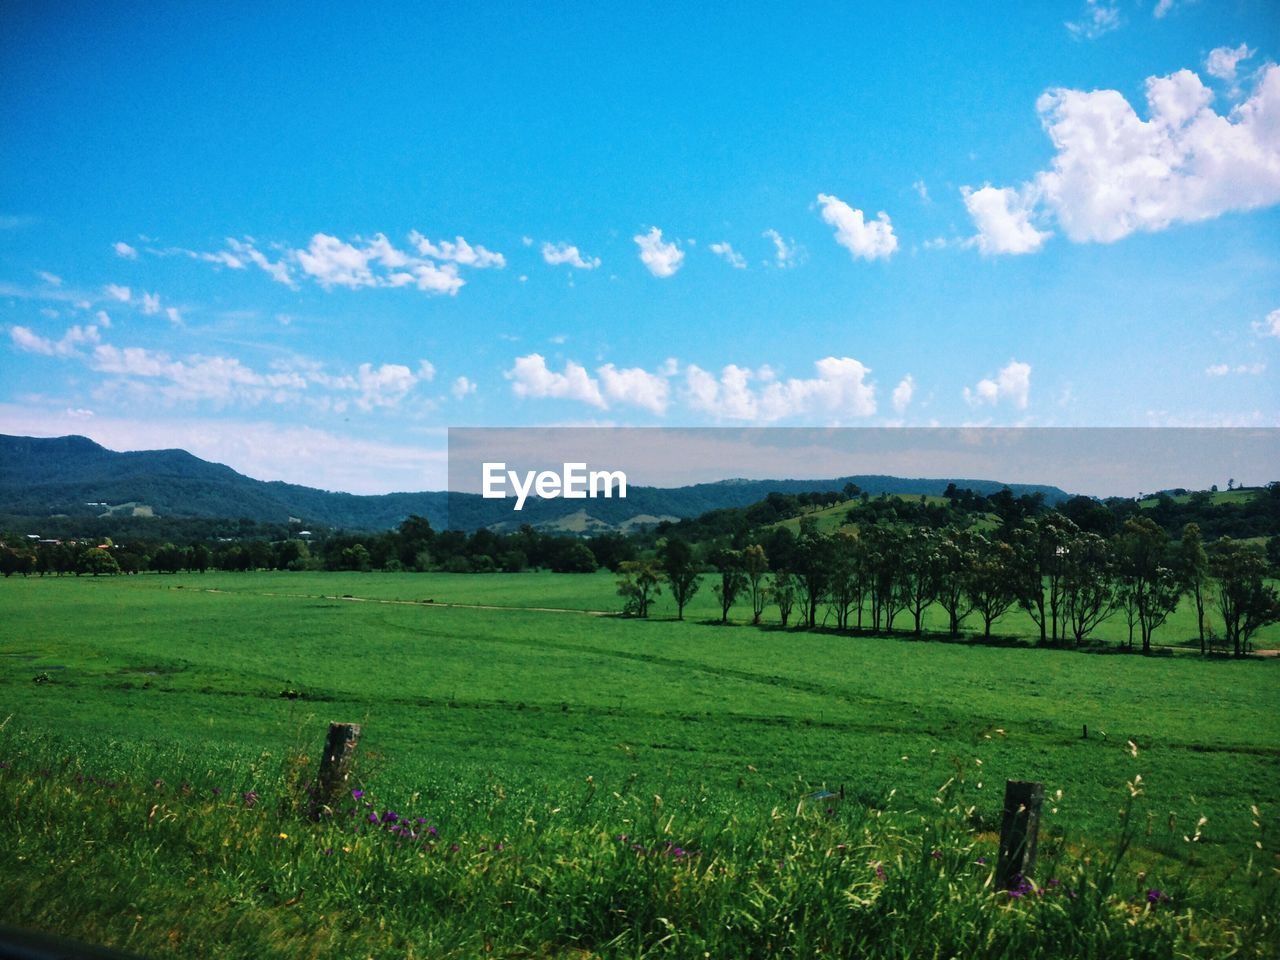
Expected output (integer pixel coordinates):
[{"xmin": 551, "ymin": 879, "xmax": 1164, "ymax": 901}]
[{"xmin": 615, "ymin": 516, "xmax": 1279, "ymax": 657}]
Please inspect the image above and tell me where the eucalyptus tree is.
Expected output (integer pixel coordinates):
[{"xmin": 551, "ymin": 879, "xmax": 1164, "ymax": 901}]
[
  {"xmin": 1061, "ymin": 531, "xmax": 1118, "ymax": 646},
  {"xmin": 965, "ymin": 534, "xmax": 1020, "ymax": 639},
  {"xmin": 899, "ymin": 527, "xmax": 945, "ymax": 636},
  {"xmin": 1117, "ymin": 517, "xmax": 1184, "ymax": 655},
  {"xmin": 935, "ymin": 527, "xmax": 977, "ymax": 638},
  {"xmin": 1014, "ymin": 515, "xmax": 1077, "ymax": 645},
  {"xmin": 1209, "ymin": 538, "xmax": 1280, "ymax": 657},
  {"xmin": 710, "ymin": 548, "xmax": 747, "ymax": 623},
  {"xmin": 1177, "ymin": 522, "xmax": 1209, "ymax": 654},
  {"xmin": 743, "ymin": 543, "xmax": 770, "ymax": 624},
  {"xmin": 659, "ymin": 537, "xmax": 701, "ymax": 621}
]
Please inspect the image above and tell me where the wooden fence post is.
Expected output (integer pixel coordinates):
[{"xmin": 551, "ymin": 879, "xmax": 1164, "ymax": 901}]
[
  {"xmin": 311, "ymin": 722, "xmax": 361, "ymax": 820},
  {"xmin": 995, "ymin": 779, "xmax": 1044, "ymax": 889}
]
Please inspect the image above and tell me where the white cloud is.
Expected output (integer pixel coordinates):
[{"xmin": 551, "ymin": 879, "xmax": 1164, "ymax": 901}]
[
  {"xmin": 94, "ymin": 310, "xmax": 112, "ymax": 328},
  {"xmin": 224, "ymin": 238, "xmax": 293, "ymax": 285},
  {"xmin": 1206, "ymin": 44, "xmax": 1254, "ymax": 84},
  {"xmin": 505, "ymin": 354, "xmax": 677, "ymax": 414},
  {"xmin": 1206, "ymin": 362, "xmax": 1266, "ymax": 376},
  {"xmin": 963, "ymin": 360, "xmax": 1032, "ymax": 409},
  {"xmin": 762, "ymin": 228, "xmax": 800, "ymax": 267},
  {"xmin": 38, "ymin": 271, "xmax": 62, "ymax": 287},
  {"xmin": 684, "ymin": 356, "xmax": 877, "ymax": 422},
  {"xmin": 417, "ymin": 360, "xmax": 436, "ymax": 382},
  {"xmin": 913, "ymin": 179, "xmax": 931, "ymax": 202},
  {"xmin": 506, "ymin": 354, "xmax": 606, "ymax": 408},
  {"xmin": 296, "ymin": 234, "xmax": 379, "ymax": 289},
  {"xmin": 451, "ymin": 375, "xmax": 476, "ymax": 399},
  {"xmin": 597, "ymin": 363, "xmax": 671, "ymax": 415},
  {"xmin": 104, "ymin": 284, "xmax": 131, "ymax": 302},
  {"xmin": 1253, "ymin": 308, "xmax": 1280, "ymax": 338},
  {"xmin": 541, "ymin": 241, "xmax": 601, "ymax": 270},
  {"xmin": 1066, "ymin": 0, "xmax": 1121, "ymax": 40},
  {"xmin": 165, "ymin": 307, "xmax": 182, "ymax": 325},
  {"xmin": 140, "ymin": 292, "xmax": 161, "ymax": 315},
  {"xmin": 709, "ymin": 242, "xmax": 746, "ymax": 268},
  {"xmin": 892, "ymin": 374, "xmax": 915, "ymax": 414},
  {"xmin": 1153, "ymin": 0, "xmax": 1176, "ymax": 17},
  {"xmin": 10, "ymin": 323, "xmax": 101, "ymax": 358},
  {"xmin": 969, "ymin": 64, "xmax": 1280, "ymax": 249},
  {"xmin": 170, "ymin": 232, "xmax": 497, "ymax": 295},
  {"xmin": 113, "ymin": 241, "xmax": 138, "ymax": 259},
  {"xmin": 816, "ymin": 193, "xmax": 898, "ymax": 261},
  {"xmin": 409, "ymin": 232, "xmax": 505, "ymax": 268},
  {"xmin": 634, "ymin": 227, "xmax": 684, "ymax": 278},
  {"xmin": 961, "ymin": 185, "xmax": 1050, "ymax": 255}
]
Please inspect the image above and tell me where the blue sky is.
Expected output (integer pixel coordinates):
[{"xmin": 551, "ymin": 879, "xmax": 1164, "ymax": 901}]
[{"xmin": 1, "ymin": 1, "xmax": 1277, "ymax": 492}]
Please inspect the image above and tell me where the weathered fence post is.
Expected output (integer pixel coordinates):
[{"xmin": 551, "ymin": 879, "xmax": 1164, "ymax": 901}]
[
  {"xmin": 311, "ymin": 721, "xmax": 361, "ymax": 820},
  {"xmin": 995, "ymin": 779, "xmax": 1044, "ymax": 889}
]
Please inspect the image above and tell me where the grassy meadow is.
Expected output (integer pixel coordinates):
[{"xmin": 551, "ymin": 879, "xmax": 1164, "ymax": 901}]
[{"xmin": 1, "ymin": 570, "xmax": 1277, "ymax": 957}]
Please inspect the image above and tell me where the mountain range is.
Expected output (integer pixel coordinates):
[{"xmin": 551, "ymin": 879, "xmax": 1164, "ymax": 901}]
[{"xmin": 0, "ymin": 434, "xmax": 1071, "ymax": 533}]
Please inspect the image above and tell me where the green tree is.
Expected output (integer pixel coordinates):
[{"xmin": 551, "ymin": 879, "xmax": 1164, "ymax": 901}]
[
  {"xmin": 771, "ymin": 570, "xmax": 797, "ymax": 627},
  {"xmin": 1061, "ymin": 532, "xmax": 1117, "ymax": 646},
  {"xmin": 964, "ymin": 535, "xmax": 1019, "ymax": 639},
  {"xmin": 659, "ymin": 538, "xmax": 701, "ymax": 620},
  {"xmin": 1209, "ymin": 538, "xmax": 1280, "ymax": 657},
  {"xmin": 743, "ymin": 543, "xmax": 769, "ymax": 625},
  {"xmin": 1117, "ymin": 517, "xmax": 1184, "ymax": 655},
  {"xmin": 1177, "ymin": 522, "xmax": 1209, "ymax": 654},
  {"xmin": 710, "ymin": 548, "xmax": 746, "ymax": 623},
  {"xmin": 616, "ymin": 559, "xmax": 662, "ymax": 618},
  {"xmin": 935, "ymin": 528, "xmax": 977, "ymax": 638}
]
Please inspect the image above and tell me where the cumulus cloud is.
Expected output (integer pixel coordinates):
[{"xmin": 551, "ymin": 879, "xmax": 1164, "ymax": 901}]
[
  {"xmin": 683, "ymin": 357, "xmax": 877, "ymax": 422},
  {"xmin": 1066, "ymin": 0, "xmax": 1120, "ymax": 40},
  {"xmin": 452, "ymin": 376, "xmax": 477, "ymax": 399},
  {"xmin": 963, "ymin": 361, "xmax": 1032, "ymax": 409},
  {"xmin": 1205, "ymin": 43, "xmax": 1254, "ymax": 84},
  {"xmin": 541, "ymin": 241, "xmax": 601, "ymax": 270},
  {"xmin": 709, "ymin": 242, "xmax": 746, "ymax": 268},
  {"xmin": 816, "ymin": 194, "xmax": 898, "ymax": 261},
  {"xmin": 962, "ymin": 185, "xmax": 1050, "ymax": 254},
  {"xmin": 597, "ymin": 363, "xmax": 671, "ymax": 414},
  {"xmin": 505, "ymin": 354, "xmax": 676, "ymax": 414},
  {"xmin": 634, "ymin": 227, "xmax": 684, "ymax": 277},
  {"xmin": 892, "ymin": 374, "xmax": 915, "ymax": 414},
  {"xmin": 409, "ymin": 232, "xmax": 505, "ymax": 268},
  {"xmin": 140, "ymin": 292, "xmax": 161, "ymax": 315},
  {"xmin": 113, "ymin": 241, "xmax": 138, "ymax": 259},
  {"xmin": 506, "ymin": 354, "xmax": 606, "ymax": 408},
  {"xmin": 964, "ymin": 63, "xmax": 1280, "ymax": 250},
  {"xmin": 104, "ymin": 284, "xmax": 131, "ymax": 302},
  {"xmin": 1253, "ymin": 308, "xmax": 1280, "ymax": 338}
]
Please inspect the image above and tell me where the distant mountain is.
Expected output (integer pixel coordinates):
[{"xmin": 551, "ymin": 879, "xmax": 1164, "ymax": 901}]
[{"xmin": 0, "ymin": 435, "xmax": 1071, "ymax": 533}]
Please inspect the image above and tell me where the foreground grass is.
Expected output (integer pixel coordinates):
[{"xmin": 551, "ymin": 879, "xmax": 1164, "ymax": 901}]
[{"xmin": 1, "ymin": 727, "xmax": 1275, "ymax": 959}]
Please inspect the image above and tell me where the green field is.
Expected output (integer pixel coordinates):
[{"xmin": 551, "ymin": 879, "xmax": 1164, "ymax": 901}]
[{"xmin": 2, "ymin": 571, "xmax": 1277, "ymax": 957}]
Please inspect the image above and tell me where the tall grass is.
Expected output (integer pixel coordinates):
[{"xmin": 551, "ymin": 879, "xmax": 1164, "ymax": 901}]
[{"xmin": 1, "ymin": 724, "xmax": 1274, "ymax": 959}]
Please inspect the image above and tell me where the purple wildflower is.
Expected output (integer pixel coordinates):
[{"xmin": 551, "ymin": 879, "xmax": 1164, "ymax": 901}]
[
  {"xmin": 351, "ymin": 789, "xmax": 364, "ymax": 800},
  {"xmin": 242, "ymin": 790, "xmax": 259, "ymax": 807}
]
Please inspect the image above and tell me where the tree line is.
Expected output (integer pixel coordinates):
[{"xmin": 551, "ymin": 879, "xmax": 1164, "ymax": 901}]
[{"xmin": 616, "ymin": 514, "xmax": 1279, "ymax": 658}]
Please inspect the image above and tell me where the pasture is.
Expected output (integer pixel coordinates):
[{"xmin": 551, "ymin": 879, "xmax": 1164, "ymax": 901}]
[{"xmin": 1, "ymin": 570, "xmax": 1277, "ymax": 957}]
